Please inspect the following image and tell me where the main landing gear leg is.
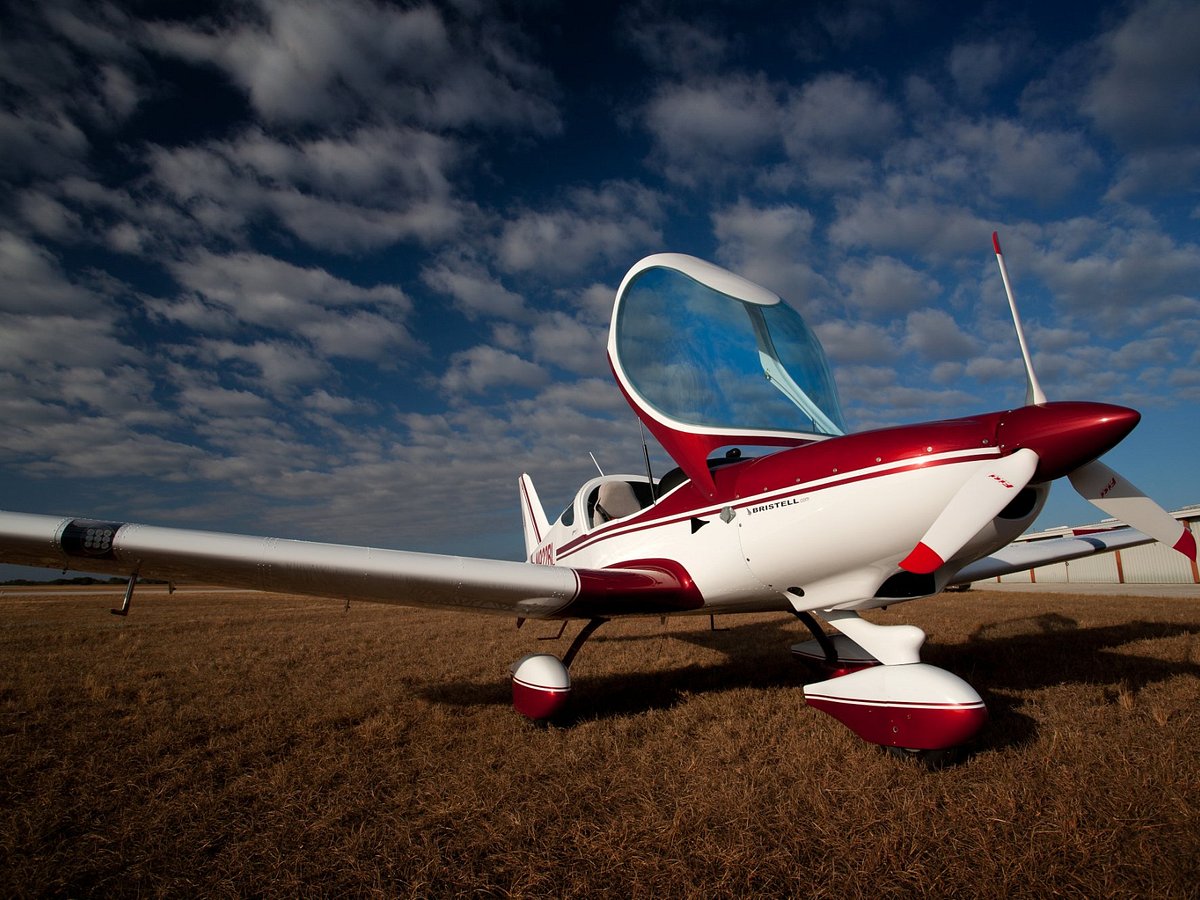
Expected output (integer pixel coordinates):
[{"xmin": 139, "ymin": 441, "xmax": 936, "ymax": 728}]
[
  {"xmin": 800, "ymin": 610, "xmax": 988, "ymax": 756},
  {"xmin": 510, "ymin": 618, "xmax": 607, "ymax": 721},
  {"xmin": 111, "ymin": 572, "xmax": 138, "ymax": 616}
]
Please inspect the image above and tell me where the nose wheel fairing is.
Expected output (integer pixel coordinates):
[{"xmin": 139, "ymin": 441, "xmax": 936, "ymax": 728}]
[
  {"xmin": 803, "ymin": 664, "xmax": 988, "ymax": 750},
  {"xmin": 796, "ymin": 609, "xmax": 988, "ymax": 750}
]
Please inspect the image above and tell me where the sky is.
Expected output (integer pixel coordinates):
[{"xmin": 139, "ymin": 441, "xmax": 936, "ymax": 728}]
[{"xmin": 1, "ymin": 0, "xmax": 1198, "ymax": 577}]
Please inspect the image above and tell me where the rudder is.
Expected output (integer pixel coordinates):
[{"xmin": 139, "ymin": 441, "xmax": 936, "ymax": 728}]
[{"xmin": 518, "ymin": 473, "xmax": 551, "ymax": 560}]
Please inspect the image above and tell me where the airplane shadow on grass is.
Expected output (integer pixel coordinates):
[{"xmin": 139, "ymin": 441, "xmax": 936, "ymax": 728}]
[{"xmin": 418, "ymin": 613, "xmax": 1200, "ymax": 751}]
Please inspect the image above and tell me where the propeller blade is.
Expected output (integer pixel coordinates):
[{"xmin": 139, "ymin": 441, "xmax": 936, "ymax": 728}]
[
  {"xmin": 900, "ymin": 448, "xmax": 1040, "ymax": 574},
  {"xmin": 1069, "ymin": 459, "xmax": 1196, "ymax": 559},
  {"xmin": 993, "ymin": 232, "xmax": 1047, "ymax": 406}
]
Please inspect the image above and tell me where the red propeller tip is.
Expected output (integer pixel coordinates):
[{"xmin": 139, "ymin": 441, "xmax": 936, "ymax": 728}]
[
  {"xmin": 900, "ymin": 542, "xmax": 944, "ymax": 574},
  {"xmin": 1174, "ymin": 528, "xmax": 1197, "ymax": 561},
  {"xmin": 992, "ymin": 231, "xmax": 1001, "ymax": 254}
]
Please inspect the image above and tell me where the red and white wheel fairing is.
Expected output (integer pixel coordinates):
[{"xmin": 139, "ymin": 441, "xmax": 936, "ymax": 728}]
[
  {"xmin": 804, "ymin": 663, "xmax": 988, "ymax": 750},
  {"xmin": 510, "ymin": 653, "xmax": 571, "ymax": 720}
]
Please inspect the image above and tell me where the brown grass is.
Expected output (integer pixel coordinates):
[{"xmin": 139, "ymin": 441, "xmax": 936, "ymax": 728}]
[{"xmin": 1, "ymin": 588, "xmax": 1198, "ymax": 898}]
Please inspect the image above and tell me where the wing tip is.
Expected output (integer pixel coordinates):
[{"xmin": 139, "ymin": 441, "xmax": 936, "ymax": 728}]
[{"xmin": 1173, "ymin": 528, "xmax": 1197, "ymax": 561}]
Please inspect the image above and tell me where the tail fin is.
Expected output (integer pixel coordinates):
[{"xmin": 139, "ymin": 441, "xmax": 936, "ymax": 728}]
[{"xmin": 518, "ymin": 473, "xmax": 551, "ymax": 560}]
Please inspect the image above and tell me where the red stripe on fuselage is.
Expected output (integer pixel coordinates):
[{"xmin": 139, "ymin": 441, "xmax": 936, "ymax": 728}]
[{"xmin": 555, "ymin": 443, "xmax": 1000, "ymax": 563}]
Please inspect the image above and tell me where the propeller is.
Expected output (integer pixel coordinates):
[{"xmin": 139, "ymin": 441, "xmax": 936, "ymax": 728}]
[
  {"xmin": 992, "ymin": 232, "xmax": 1046, "ymax": 406},
  {"xmin": 899, "ymin": 234, "xmax": 1195, "ymax": 574},
  {"xmin": 1069, "ymin": 459, "xmax": 1196, "ymax": 558},
  {"xmin": 900, "ymin": 449, "xmax": 1039, "ymax": 574}
]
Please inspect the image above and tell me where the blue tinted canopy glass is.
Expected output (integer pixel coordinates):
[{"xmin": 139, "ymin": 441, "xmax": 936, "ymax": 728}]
[{"xmin": 615, "ymin": 265, "xmax": 845, "ymax": 437}]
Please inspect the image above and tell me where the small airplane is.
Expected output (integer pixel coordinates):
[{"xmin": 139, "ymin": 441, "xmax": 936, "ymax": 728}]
[{"xmin": 1, "ymin": 235, "xmax": 1194, "ymax": 757}]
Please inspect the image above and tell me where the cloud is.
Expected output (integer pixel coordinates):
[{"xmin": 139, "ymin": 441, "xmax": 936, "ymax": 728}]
[
  {"xmin": 272, "ymin": 192, "xmax": 464, "ymax": 252},
  {"xmin": 145, "ymin": 0, "xmax": 561, "ymax": 133},
  {"xmin": 642, "ymin": 75, "xmax": 781, "ymax": 182},
  {"xmin": 0, "ymin": 311, "xmax": 136, "ymax": 376},
  {"xmin": 621, "ymin": 12, "xmax": 730, "ymax": 75},
  {"xmin": 297, "ymin": 312, "xmax": 419, "ymax": 361},
  {"xmin": 422, "ymin": 260, "xmax": 528, "ymax": 320},
  {"xmin": 837, "ymin": 256, "xmax": 941, "ymax": 316},
  {"xmin": 170, "ymin": 251, "xmax": 409, "ymax": 319},
  {"xmin": 948, "ymin": 39, "xmax": 1024, "ymax": 102},
  {"xmin": 781, "ymin": 73, "xmax": 899, "ymax": 188},
  {"xmin": 949, "ymin": 119, "xmax": 1101, "ymax": 200},
  {"xmin": 903, "ymin": 308, "xmax": 979, "ymax": 361},
  {"xmin": 496, "ymin": 182, "xmax": 663, "ymax": 275},
  {"xmin": 830, "ymin": 197, "xmax": 993, "ymax": 258},
  {"xmin": 816, "ymin": 0, "xmax": 926, "ymax": 46},
  {"xmin": 303, "ymin": 389, "xmax": 364, "ymax": 416},
  {"xmin": 0, "ymin": 108, "xmax": 89, "ymax": 179},
  {"xmin": 1084, "ymin": 0, "xmax": 1200, "ymax": 152},
  {"xmin": 712, "ymin": 201, "xmax": 827, "ymax": 310},
  {"xmin": 964, "ymin": 356, "xmax": 1024, "ymax": 384},
  {"xmin": 814, "ymin": 320, "xmax": 899, "ymax": 364},
  {"xmin": 1032, "ymin": 226, "xmax": 1200, "ymax": 327},
  {"xmin": 189, "ymin": 338, "xmax": 331, "ymax": 395},
  {"xmin": 1107, "ymin": 147, "xmax": 1200, "ymax": 200},
  {"xmin": 0, "ymin": 2, "xmax": 144, "ymax": 171},
  {"xmin": 785, "ymin": 73, "xmax": 899, "ymax": 155},
  {"xmin": 161, "ymin": 251, "xmax": 418, "ymax": 362},
  {"xmin": 141, "ymin": 130, "xmax": 469, "ymax": 252},
  {"xmin": 440, "ymin": 345, "xmax": 548, "ymax": 394},
  {"xmin": 713, "ymin": 199, "xmax": 815, "ymax": 253},
  {"xmin": 878, "ymin": 113, "xmax": 1101, "ymax": 205},
  {"xmin": 833, "ymin": 364, "xmax": 978, "ymax": 427},
  {"xmin": 230, "ymin": 125, "xmax": 461, "ymax": 202},
  {"xmin": 1, "ymin": 416, "xmax": 203, "ymax": 481},
  {"xmin": 575, "ymin": 283, "xmax": 618, "ymax": 326},
  {"xmin": 0, "ymin": 231, "xmax": 97, "ymax": 314},
  {"xmin": 15, "ymin": 189, "xmax": 83, "ymax": 240},
  {"xmin": 176, "ymin": 384, "xmax": 273, "ymax": 417},
  {"xmin": 529, "ymin": 312, "xmax": 609, "ymax": 376}
]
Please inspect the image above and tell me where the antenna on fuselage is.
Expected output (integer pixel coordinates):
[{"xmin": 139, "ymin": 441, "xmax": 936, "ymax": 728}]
[
  {"xmin": 638, "ymin": 420, "xmax": 658, "ymax": 504},
  {"xmin": 588, "ymin": 452, "xmax": 605, "ymax": 476}
]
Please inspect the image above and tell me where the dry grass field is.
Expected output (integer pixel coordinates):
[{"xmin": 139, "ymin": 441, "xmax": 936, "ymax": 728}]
[{"xmin": 1, "ymin": 585, "xmax": 1198, "ymax": 898}]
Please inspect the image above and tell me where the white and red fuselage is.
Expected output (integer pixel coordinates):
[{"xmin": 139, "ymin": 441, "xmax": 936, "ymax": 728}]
[{"xmin": 522, "ymin": 401, "xmax": 1141, "ymax": 621}]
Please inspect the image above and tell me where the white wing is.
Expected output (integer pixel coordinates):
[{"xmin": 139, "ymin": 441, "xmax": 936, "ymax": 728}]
[
  {"xmin": 0, "ymin": 511, "xmax": 700, "ymax": 619},
  {"xmin": 948, "ymin": 527, "xmax": 1155, "ymax": 585}
]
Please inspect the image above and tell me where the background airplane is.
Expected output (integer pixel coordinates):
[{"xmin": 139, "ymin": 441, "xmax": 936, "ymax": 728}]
[{"xmin": 1, "ymin": 240, "xmax": 1193, "ymax": 757}]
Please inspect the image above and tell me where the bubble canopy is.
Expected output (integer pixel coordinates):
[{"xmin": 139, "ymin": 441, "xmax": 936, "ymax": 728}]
[{"xmin": 608, "ymin": 254, "xmax": 846, "ymax": 493}]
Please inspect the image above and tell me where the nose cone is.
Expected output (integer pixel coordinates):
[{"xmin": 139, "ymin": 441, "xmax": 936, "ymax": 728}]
[{"xmin": 996, "ymin": 402, "xmax": 1140, "ymax": 482}]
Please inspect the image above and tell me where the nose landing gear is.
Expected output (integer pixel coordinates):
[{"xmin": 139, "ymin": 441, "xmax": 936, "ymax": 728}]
[{"xmin": 791, "ymin": 607, "xmax": 987, "ymax": 753}]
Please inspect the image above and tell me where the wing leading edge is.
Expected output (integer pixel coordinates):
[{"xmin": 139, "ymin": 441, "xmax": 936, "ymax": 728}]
[
  {"xmin": 948, "ymin": 527, "xmax": 1157, "ymax": 585},
  {"xmin": 0, "ymin": 511, "xmax": 703, "ymax": 619}
]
